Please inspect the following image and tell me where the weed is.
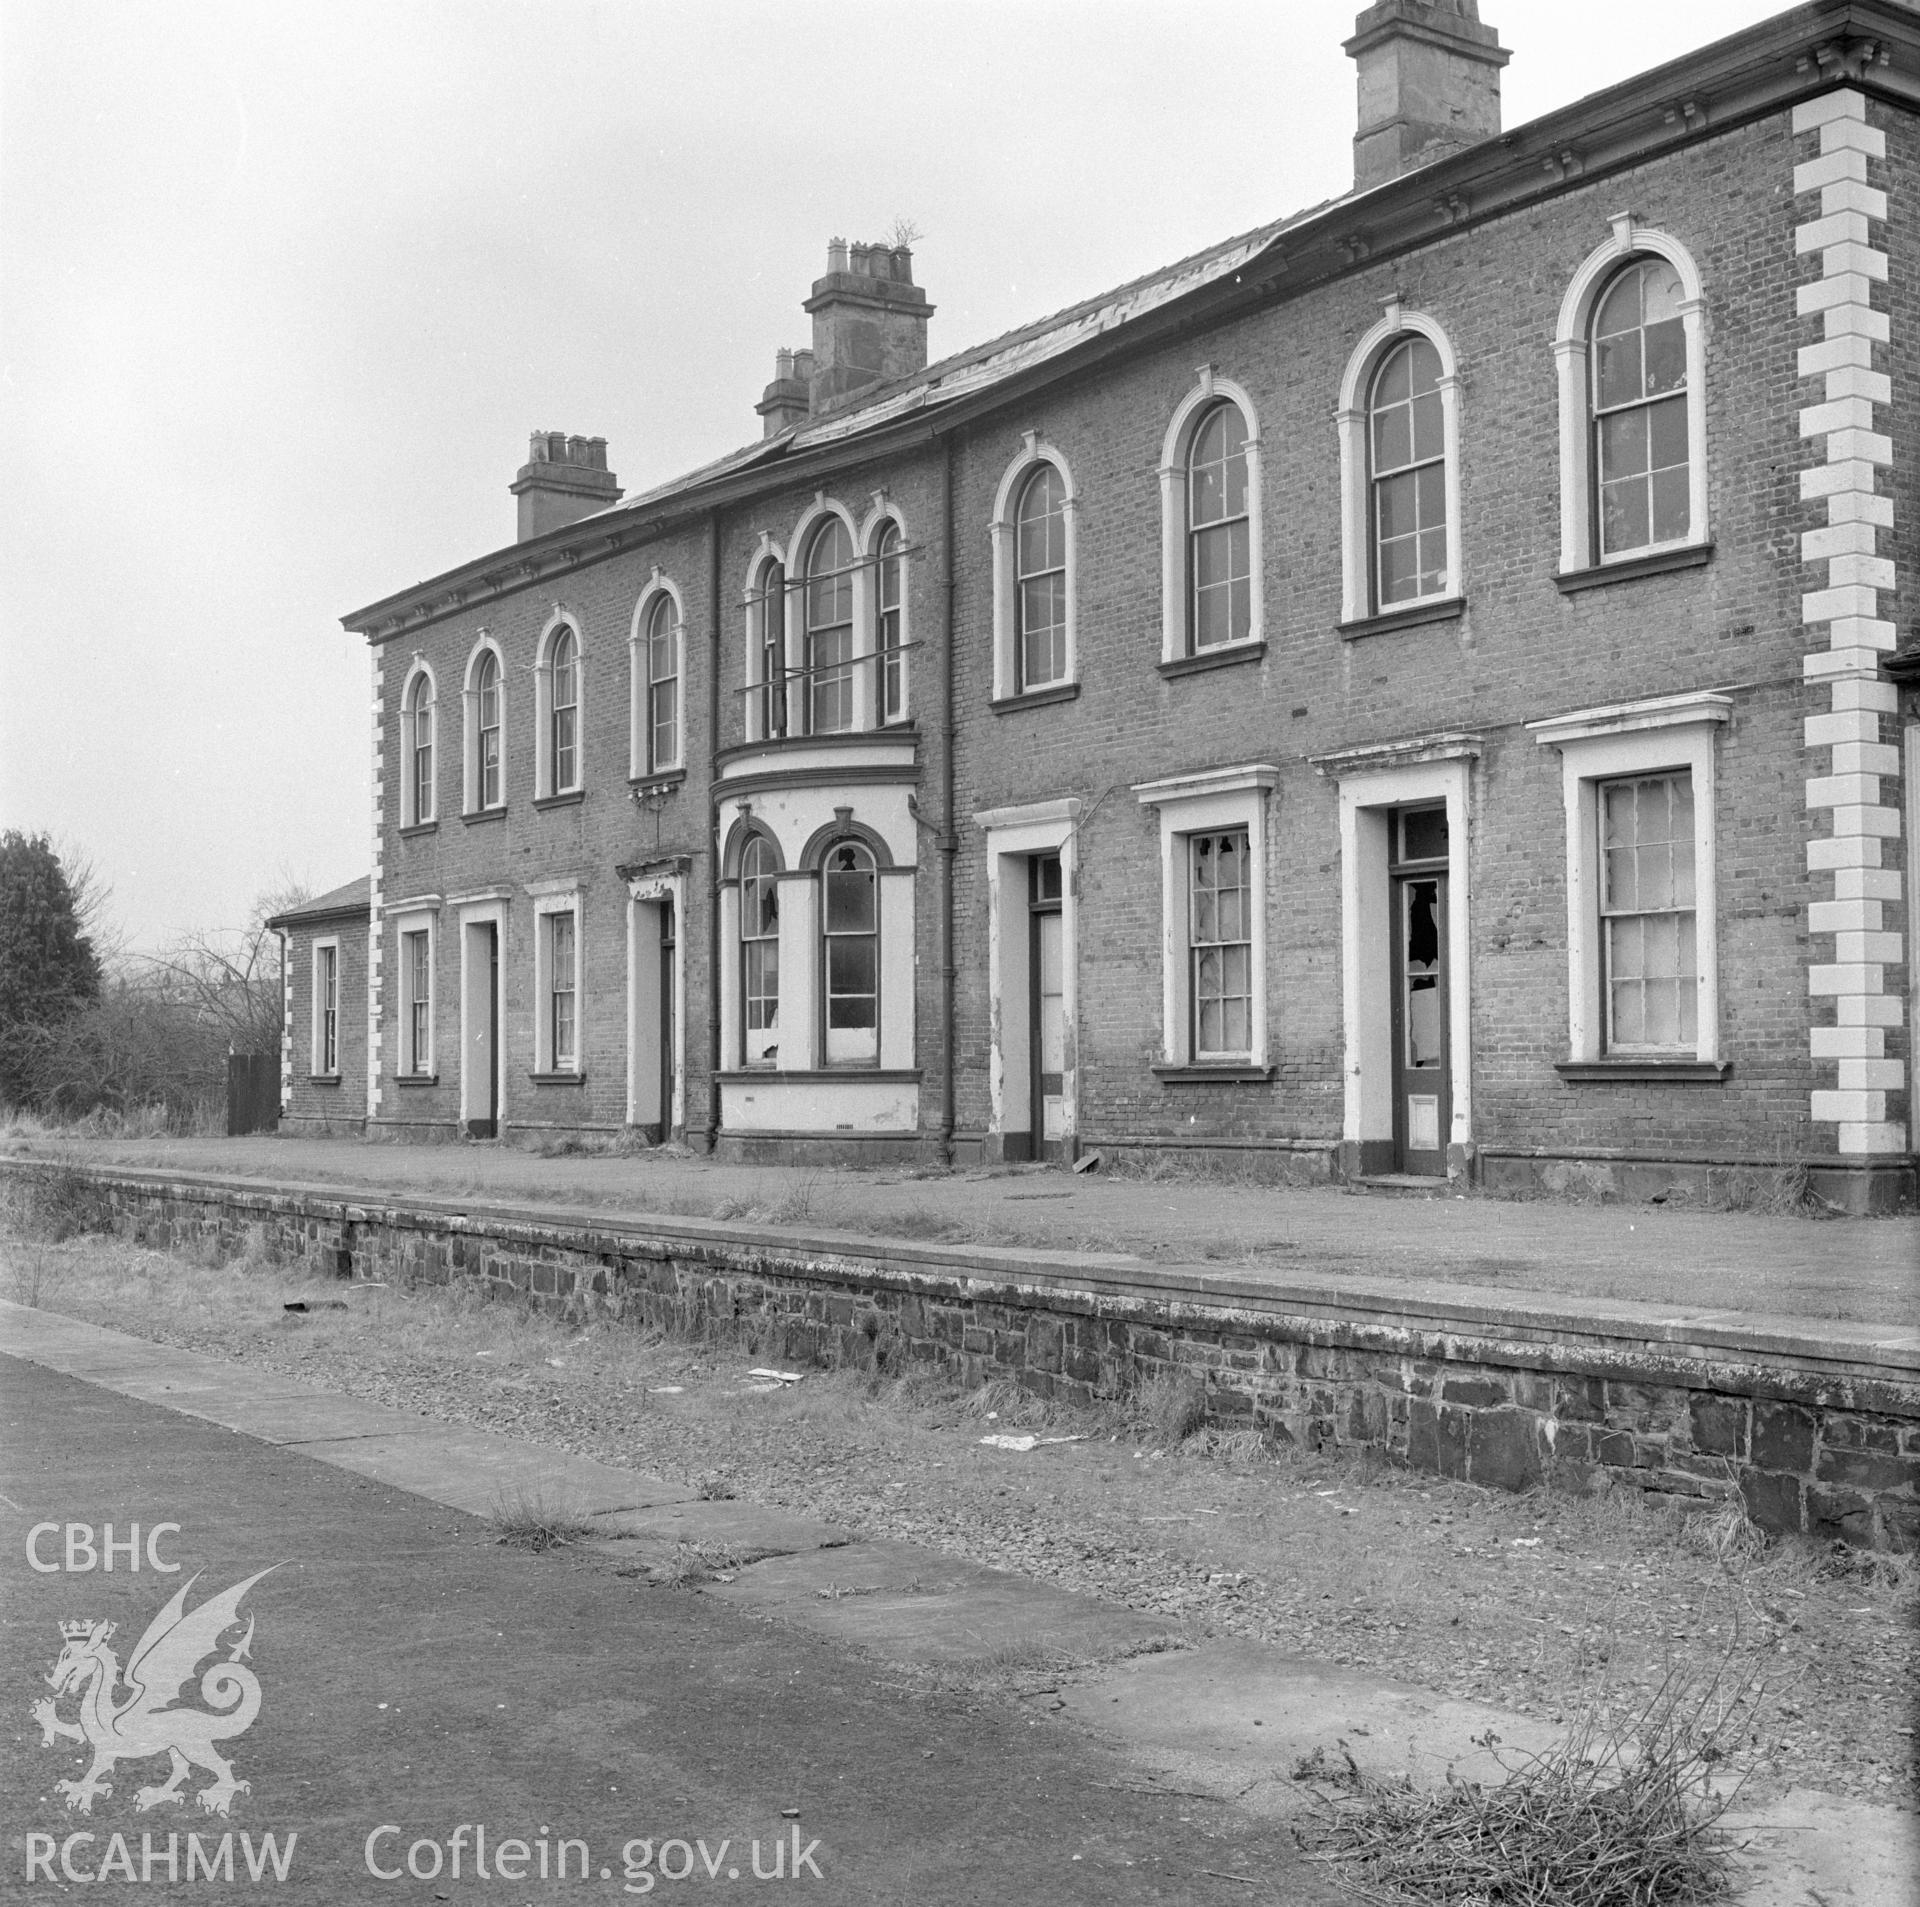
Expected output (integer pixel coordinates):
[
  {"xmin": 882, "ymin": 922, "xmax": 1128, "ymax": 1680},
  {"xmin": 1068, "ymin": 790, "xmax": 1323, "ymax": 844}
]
[
  {"xmin": 487, "ymin": 1485, "xmax": 600, "ymax": 1552},
  {"xmin": 694, "ymin": 1474, "xmax": 736, "ymax": 1501},
  {"xmin": 1296, "ymin": 1655, "xmax": 1770, "ymax": 1906},
  {"xmin": 1133, "ymin": 1369, "xmax": 1209, "ymax": 1447}
]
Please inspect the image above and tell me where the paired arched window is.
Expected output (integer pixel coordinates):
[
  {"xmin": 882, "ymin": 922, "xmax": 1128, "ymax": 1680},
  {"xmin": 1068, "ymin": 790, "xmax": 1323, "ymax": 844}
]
[
  {"xmin": 635, "ymin": 592, "xmax": 680, "ymax": 775},
  {"xmin": 1187, "ymin": 403, "xmax": 1251, "ymax": 650},
  {"xmin": 1369, "ymin": 337, "xmax": 1448, "ymax": 607},
  {"xmin": 739, "ymin": 832, "xmax": 781, "ymax": 1065},
  {"xmin": 473, "ymin": 650, "xmax": 502, "ymax": 811},
  {"xmin": 804, "ymin": 519, "xmax": 856, "ymax": 734},
  {"xmin": 753, "ymin": 558, "xmax": 788, "ymax": 741},
  {"xmin": 1015, "ymin": 464, "xmax": 1068, "ymax": 690},
  {"xmin": 404, "ymin": 671, "xmax": 435, "ymax": 826},
  {"xmin": 1590, "ymin": 257, "xmax": 1689, "ymax": 558},
  {"xmin": 549, "ymin": 625, "xmax": 580, "ymax": 791},
  {"xmin": 821, "ymin": 839, "xmax": 878, "ymax": 1065}
]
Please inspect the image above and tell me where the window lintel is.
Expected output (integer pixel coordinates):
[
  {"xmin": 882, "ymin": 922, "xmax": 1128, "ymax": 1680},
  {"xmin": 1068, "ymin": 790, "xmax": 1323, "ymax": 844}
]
[{"xmin": 1527, "ymin": 690, "xmax": 1732, "ymax": 751}]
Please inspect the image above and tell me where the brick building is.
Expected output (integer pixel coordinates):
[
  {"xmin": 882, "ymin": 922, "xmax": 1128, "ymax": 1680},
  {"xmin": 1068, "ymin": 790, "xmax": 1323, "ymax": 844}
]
[{"xmin": 283, "ymin": 0, "xmax": 1920, "ymax": 1211}]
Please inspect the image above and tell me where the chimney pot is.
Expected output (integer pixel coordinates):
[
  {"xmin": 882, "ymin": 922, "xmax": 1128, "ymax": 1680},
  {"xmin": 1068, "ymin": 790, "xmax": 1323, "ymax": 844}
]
[
  {"xmin": 510, "ymin": 429, "xmax": 621, "ymax": 540},
  {"xmin": 827, "ymin": 237, "xmax": 848, "ymax": 275},
  {"xmin": 1346, "ymin": 0, "xmax": 1509, "ymax": 192}
]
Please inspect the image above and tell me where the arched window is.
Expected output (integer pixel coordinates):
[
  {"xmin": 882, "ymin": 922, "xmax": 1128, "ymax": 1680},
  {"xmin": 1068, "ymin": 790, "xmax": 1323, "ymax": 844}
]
[
  {"xmin": 1368, "ymin": 337, "xmax": 1449, "ymax": 608},
  {"xmin": 821, "ymin": 839, "xmax": 878, "ymax": 1065},
  {"xmin": 1016, "ymin": 465, "xmax": 1067, "ymax": 689},
  {"xmin": 474, "ymin": 650, "xmax": 502, "ymax": 810},
  {"xmin": 1591, "ymin": 258, "xmax": 1689, "ymax": 558},
  {"xmin": 740, "ymin": 833, "xmax": 780, "ymax": 1065},
  {"xmin": 755, "ymin": 560, "xmax": 787, "ymax": 741},
  {"xmin": 405, "ymin": 672, "xmax": 435, "ymax": 825},
  {"xmin": 1187, "ymin": 402, "xmax": 1251, "ymax": 650},
  {"xmin": 550, "ymin": 625, "xmax": 580, "ymax": 791},
  {"xmin": 642, "ymin": 594, "xmax": 679, "ymax": 772},
  {"xmin": 876, "ymin": 521, "xmax": 906, "ymax": 722},
  {"xmin": 804, "ymin": 519, "xmax": 855, "ymax": 734}
]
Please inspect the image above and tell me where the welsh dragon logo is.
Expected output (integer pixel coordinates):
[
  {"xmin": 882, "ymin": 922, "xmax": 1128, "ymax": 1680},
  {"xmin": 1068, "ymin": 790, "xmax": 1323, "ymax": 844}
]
[{"xmin": 32, "ymin": 1568, "xmax": 275, "ymax": 1816}]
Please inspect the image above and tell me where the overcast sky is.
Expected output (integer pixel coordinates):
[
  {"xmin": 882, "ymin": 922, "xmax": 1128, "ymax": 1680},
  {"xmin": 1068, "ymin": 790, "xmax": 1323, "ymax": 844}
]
[{"xmin": 1, "ymin": 0, "xmax": 1788, "ymax": 954}]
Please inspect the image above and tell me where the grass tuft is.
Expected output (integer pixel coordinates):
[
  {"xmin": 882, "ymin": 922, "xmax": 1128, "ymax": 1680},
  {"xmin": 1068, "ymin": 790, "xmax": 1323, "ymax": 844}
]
[
  {"xmin": 1133, "ymin": 1369, "xmax": 1209, "ymax": 1447},
  {"xmin": 1296, "ymin": 1655, "xmax": 1768, "ymax": 1906},
  {"xmin": 487, "ymin": 1485, "xmax": 599, "ymax": 1552}
]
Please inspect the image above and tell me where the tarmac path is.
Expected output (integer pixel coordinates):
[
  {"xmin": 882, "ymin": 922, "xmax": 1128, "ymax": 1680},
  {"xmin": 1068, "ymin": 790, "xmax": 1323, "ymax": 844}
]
[{"xmin": 0, "ymin": 1356, "xmax": 1347, "ymax": 1906}]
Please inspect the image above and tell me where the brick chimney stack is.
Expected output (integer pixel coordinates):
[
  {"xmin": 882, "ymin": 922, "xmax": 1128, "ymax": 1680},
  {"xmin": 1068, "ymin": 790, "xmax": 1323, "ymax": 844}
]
[
  {"xmin": 510, "ymin": 432, "xmax": 621, "ymax": 542},
  {"xmin": 803, "ymin": 238, "xmax": 933, "ymax": 413},
  {"xmin": 1346, "ymin": 0, "xmax": 1510, "ymax": 193},
  {"xmin": 756, "ymin": 346, "xmax": 817, "ymax": 437}
]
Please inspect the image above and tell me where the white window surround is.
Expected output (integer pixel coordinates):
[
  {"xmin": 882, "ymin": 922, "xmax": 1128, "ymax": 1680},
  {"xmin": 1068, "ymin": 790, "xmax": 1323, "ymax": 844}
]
[
  {"xmin": 310, "ymin": 935, "xmax": 341, "ymax": 1078},
  {"xmin": 743, "ymin": 536, "xmax": 789, "ymax": 745},
  {"xmin": 1316, "ymin": 741, "xmax": 1478, "ymax": 1164},
  {"xmin": 989, "ymin": 434, "xmax": 1080, "ymax": 700},
  {"xmin": 534, "ymin": 609, "xmax": 585, "ymax": 796},
  {"xmin": 1337, "ymin": 303, "xmax": 1463, "ymax": 623},
  {"xmin": 392, "ymin": 904, "xmax": 437, "ymax": 1075},
  {"xmin": 1159, "ymin": 370, "xmax": 1264, "ymax": 663},
  {"xmin": 1528, "ymin": 690, "xmax": 1731, "ymax": 1065},
  {"xmin": 527, "ymin": 882, "xmax": 584, "ymax": 1074},
  {"xmin": 399, "ymin": 661, "xmax": 437, "ymax": 826},
  {"xmin": 462, "ymin": 637, "xmax": 506, "ymax": 814},
  {"xmin": 1132, "ymin": 765, "xmax": 1277, "ymax": 1069},
  {"xmin": 630, "ymin": 572, "xmax": 685, "ymax": 777},
  {"xmin": 972, "ymin": 798, "xmax": 1081, "ymax": 1142},
  {"xmin": 1553, "ymin": 216, "xmax": 1709, "ymax": 576},
  {"xmin": 787, "ymin": 496, "xmax": 870, "ymax": 735}
]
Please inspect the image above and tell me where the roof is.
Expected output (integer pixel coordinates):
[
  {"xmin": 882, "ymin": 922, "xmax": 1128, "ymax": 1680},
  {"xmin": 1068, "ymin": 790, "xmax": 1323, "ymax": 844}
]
[
  {"xmin": 343, "ymin": 0, "xmax": 1920, "ymax": 641},
  {"xmin": 266, "ymin": 876, "xmax": 371, "ymax": 929}
]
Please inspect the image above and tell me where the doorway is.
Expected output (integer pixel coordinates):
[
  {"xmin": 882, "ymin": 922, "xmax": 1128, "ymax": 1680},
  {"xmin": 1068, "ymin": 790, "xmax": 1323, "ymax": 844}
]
[
  {"xmin": 463, "ymin": 919, "xmax": 500, "ymax": 1138},
  {"xmin": 1029, "ymin": 853, "xmax": 1065, "ymax": 1158},
  {"xmin": 1389, "ymin": 807, "xmax": 1450, "ymax": 1175},
  {"xmin": 626, "ymin": 882, "xmax": 683, "ymax": 1143}
]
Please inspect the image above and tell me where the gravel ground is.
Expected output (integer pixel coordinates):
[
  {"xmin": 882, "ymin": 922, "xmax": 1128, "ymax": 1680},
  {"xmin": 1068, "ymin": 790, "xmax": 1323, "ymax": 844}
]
[{"xmin": 7, "ymin": 1226, "xmax": 1917, "ymax": 1816}]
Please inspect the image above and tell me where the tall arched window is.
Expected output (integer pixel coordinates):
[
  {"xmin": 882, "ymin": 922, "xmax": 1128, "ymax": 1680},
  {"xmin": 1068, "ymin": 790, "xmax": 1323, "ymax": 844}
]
[
  {"xmin": 550, "ymin": 625, "xmax": 580, "ymax": 790},
  {"xmin": 822, "ymin": 839, "xmax": 878, "ymax": 1065},
  {"xmin": 805, "ymin": 519, "xmax": 855, "ymax": 734},
  {"xmin": 876, "ymin": 522, "xmax": 906, "ymax": 722},
  {"xmin": 643, "ymin": 594, "xmax": 679, "ymax": 772},
  {"xmin": 1369, "ymin": 337, "xmax": 1448, "ymax": 608},
  {"xmin": 405, "ymin": 672, "xmax": 435, "ymax": 825},
  {"xmin": 474, "ymin": 651, "xmax": 502, "ymax": 810},
  {"xmin": 1187, "ymin": 403, "xmax": 1250, "ymax": 650},
  {"xmin": 755, "ymin": 560, "xmax": 787, "ymax": 741},
  {"xmin": 1591, "ymin": 258, "xmax": 1689, "ymax": 558},
  {"xmin": 1016, "ymin": 464, "xmax": 1067, "ymax": 689},
  {"xmin": 740, "ymin": 833, "xmax": 780, "ymax": 1065}
]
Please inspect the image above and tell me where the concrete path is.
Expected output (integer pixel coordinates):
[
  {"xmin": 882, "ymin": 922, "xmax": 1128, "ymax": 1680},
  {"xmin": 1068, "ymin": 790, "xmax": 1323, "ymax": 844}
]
[
  {"xmin": 22, "ymin": 1131, "xmax": 1918, "ymax": 1325},
  {"xmin": 3, "ymin": 1300, "xmax": 1913, "ymax": 1903}
]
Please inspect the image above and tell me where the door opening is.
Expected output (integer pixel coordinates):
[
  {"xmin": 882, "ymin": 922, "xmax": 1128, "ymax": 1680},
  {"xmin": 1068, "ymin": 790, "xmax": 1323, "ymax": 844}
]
[
  {"xmin": 657, "ymin": 896, "xmax": 676, "ymax": 1143},
  {"xmin": 1029, "ymin": 853, "xmax": 1065, "ymax": 1160},
  {"xmin": 1389, "ymin": 807, "xmax": 1450, "ymax": 1175},
  {"xmin": 465, "ymin": 920, "xmax": 500, "ymax": 1139}
]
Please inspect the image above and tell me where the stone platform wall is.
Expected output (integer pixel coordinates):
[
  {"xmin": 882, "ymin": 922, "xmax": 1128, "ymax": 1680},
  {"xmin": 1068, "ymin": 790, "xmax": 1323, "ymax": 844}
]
[{"xmin": 25, "ymin": 1165, "xmax": 1920, "ymax": 1553}]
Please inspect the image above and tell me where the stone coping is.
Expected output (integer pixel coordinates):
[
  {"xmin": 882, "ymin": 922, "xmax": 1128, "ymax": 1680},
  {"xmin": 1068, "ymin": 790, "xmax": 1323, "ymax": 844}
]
[{"xmin": 21, "ymin": 1160, "xmax": 1920, "ymax": 1387}]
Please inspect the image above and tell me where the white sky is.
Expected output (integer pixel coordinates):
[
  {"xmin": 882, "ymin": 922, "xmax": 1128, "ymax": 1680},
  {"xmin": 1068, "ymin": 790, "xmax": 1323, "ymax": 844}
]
[{"xmin": 0, "ymin": 0, "xmax": 1786, "ymax": 953}]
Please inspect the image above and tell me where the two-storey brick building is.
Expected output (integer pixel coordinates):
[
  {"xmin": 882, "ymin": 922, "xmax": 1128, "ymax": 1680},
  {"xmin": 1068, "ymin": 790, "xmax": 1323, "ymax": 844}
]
[{"xmin": 283, "ymin": 0, "xmax": 1920, "ymax": 1212}]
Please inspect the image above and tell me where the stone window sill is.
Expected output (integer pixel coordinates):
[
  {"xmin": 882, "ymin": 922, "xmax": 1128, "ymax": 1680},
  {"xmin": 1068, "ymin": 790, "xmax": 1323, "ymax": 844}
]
[
  {"xmin": 1157, "ymin": 641, "xmax": 1265, "ymax": 681},
  {"xmin": 990, "ymin": 682, "xmax": 1080, "ymax": 715},
  {"xmin": 1555, "ymin": 1058, "xmax": 1732, "ymax": 1083},
  {"xmin": 394, "ymin": 1072, "xmax": 439, "ymax": 1087},
  {"xmin": 398, "ymin": 820, "xmax": 439, "ymax": 839},
  {"xmin": 534, "ymin": 789, "xmax": 586, "ymax": 811},
  {"xmin": 463, "ymin": 806, "xmax": 507, "ymax": 827},
  {"xmin": 629, "ymin": 769, "xmax": 687, "ymax": 796},
  {"xmin": 529, "ymin": 1070, "xmax": 586, "ymax": 1085},
  {"xmin": 1151, "ymin": 1062, "xmax": 1276, "ymax": 1084},
  {"xmin": 1554, "ymin": 543, "xmax": 1713, "ymax": 595},
  {"xmin": 307, "ymin": 1073, "xmax": 342, "ymax": 1087},
  {"xmin": 1339, "ymin": 595, "xmax": 1465, "ymax": 642},
  {"xmin": 717, "ymin": 1069, "xmax": 923, "ymax": 1084}
]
